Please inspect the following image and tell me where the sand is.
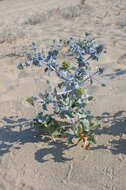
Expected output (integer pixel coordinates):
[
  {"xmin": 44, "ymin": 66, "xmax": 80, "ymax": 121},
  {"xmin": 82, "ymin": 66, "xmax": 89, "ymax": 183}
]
[{"xmin": 0, "ymin": 0, "xmax": 126, "ymax": 189}]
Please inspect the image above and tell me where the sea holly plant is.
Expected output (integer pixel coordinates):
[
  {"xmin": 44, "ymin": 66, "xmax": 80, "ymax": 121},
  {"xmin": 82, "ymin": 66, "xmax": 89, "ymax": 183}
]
[{"xmin": 18, "ymin": 34, "xmax": 106, "ymax": 149}]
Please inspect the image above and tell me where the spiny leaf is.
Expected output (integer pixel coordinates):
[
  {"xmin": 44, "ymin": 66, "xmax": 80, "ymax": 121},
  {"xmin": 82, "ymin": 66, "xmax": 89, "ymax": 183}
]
[
  {"xmin": 98, "ymin": 67, "xmax": 104, "ymax": 74},
  {"xmin": 26, "ymin": 97, "xmax": 36, "ymax": 106},
  {"xmin": 61, "ymin": 61, "xmax": 71, "ymax": 71},
  {"xmin": 17, "ymin": 64, "xmax": 24, "ymax": 70},
  {"xmin": 88, "ymin": 96, "xmax": 94, "ymax": 101},
  {"xmin": 65, "ymin": 129, "xmax": 74, "ymax": 144}
]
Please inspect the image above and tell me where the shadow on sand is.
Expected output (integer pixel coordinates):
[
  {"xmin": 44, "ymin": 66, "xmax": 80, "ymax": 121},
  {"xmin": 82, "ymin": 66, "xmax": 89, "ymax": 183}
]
[
  {"xmin": 0, "ymin": 110, "xmax": 126, "ymax": 163},
  {"xmin": 0, "ymin": 116, "xmax": 75, "ymax": 163},
  {"xmin": 0, "ymin": 116, "xmax": 41, "ymax": 156},
  {"xmin": 35, "ymin": 141, "xmax": 75, "ymax": 163},
  {"xmin": 104, "ymin": 68, "xmax": 126, "ymax": 79},
  {"xmin": 96, "ymin": 110, "xmax": 126, "ymax": 155}
]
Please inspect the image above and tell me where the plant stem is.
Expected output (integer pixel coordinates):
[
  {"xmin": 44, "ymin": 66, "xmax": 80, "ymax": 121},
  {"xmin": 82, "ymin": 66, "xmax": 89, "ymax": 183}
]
[{"xmin": 57, "ymin": 71, "xmax": 99, "ymax": 96}]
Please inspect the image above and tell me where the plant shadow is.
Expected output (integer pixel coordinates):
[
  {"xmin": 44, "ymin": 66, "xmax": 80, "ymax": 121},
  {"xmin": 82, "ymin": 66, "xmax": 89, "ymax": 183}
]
[
  {"xmin": 110, "ymin": 138, "xmax": 126, "ymax": 155},
  {"xmin": 1, "ymin": 110, "xmax": 126, "ymax": 161},
  {"xmin": 35, "ymin": 141, "xmax": 75, "ymax": 163},
  {"xmin": 90, "ymin": 145, "xmax": 108, "ymax": 151},
  {"xmin": 104, "ymin": 68, "xmax": 126, "ymax": 79},
  {"xmin": 0, "ymin": 116, "xmax": 75, "ymax": 163},
  {"xmin": 96, "ymin": 110, "xmax": 126, "ymax": 155},
  {"xmin": 0, "ymin": 116, "xmax": 42, "ymax": 156}
]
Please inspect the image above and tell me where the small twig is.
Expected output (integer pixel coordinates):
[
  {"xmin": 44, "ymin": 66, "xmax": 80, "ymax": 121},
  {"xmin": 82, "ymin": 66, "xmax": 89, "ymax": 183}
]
[
  {"xmin": 46, "ymin": 61, "xmax": 73, "ymax": 82},
  {"xmin": 57, "ymin": 71, "xmax": 99, "ymax": 96}
]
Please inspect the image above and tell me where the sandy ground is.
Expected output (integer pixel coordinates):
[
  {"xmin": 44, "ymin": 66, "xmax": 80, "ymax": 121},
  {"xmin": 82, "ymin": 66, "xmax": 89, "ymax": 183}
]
[{"xmin": 0, "ymin": 0, "xmax": 126, "ymax": 189}]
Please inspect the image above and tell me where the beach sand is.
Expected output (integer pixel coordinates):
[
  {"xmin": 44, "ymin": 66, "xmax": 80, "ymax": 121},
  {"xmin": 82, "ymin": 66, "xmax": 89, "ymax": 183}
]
[{"xmin": 0, "ymin": 0, "xmax": 126, "ymax": 189}]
